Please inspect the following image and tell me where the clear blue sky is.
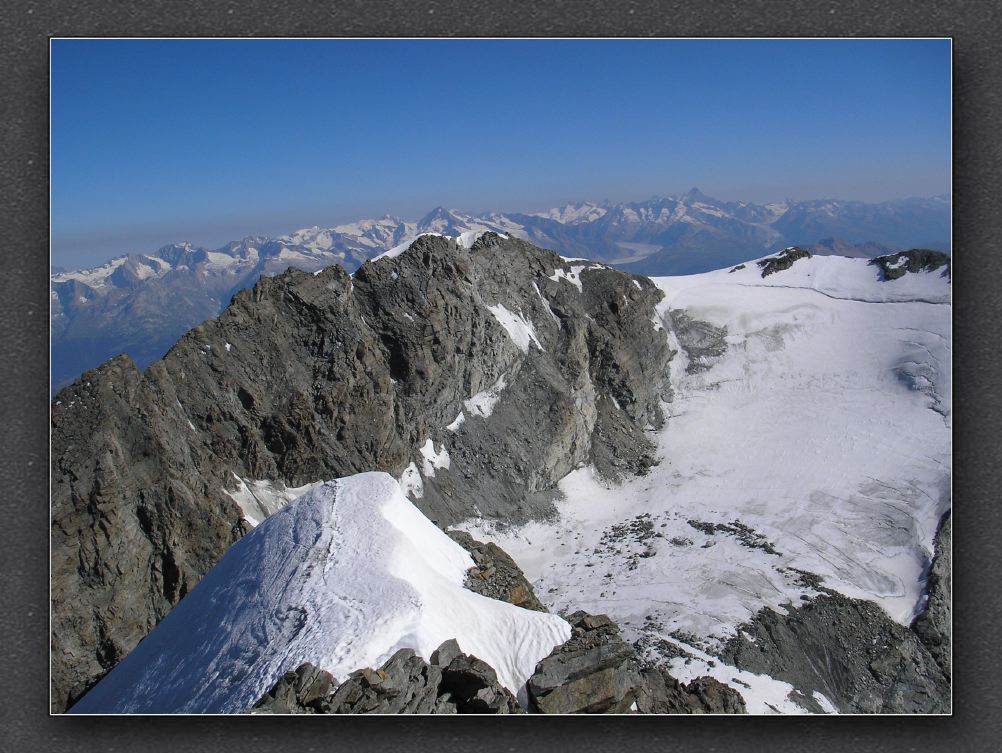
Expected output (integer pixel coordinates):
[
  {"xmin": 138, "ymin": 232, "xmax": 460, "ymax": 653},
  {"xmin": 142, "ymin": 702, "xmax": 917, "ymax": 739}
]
[{"xmin": 51, "ymin": 38, "xmax": 951, "ymax": 268}]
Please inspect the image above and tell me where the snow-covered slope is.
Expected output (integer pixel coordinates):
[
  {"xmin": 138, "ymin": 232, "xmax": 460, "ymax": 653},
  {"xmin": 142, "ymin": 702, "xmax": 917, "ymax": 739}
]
[
  {"xmin": 458, "ymin": 253, "xmax": 951, "ymax": 710},
  {"xmin": 70, "ymin": 472, "xmax": 570, "ymax": 714}
]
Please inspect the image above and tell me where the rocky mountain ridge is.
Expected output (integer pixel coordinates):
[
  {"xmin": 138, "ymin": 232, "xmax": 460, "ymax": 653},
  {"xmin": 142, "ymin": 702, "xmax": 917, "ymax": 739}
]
[
  {"xmin": 51, "ymin": 233, "xmax": 673, "ymax": 712},
  {"xmin": 51, "ymin": 191, "xmax": 950, "ymax": 388}
]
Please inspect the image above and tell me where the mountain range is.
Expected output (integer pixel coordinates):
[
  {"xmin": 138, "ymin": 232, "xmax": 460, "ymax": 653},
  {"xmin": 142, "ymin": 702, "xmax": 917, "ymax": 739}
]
[
  {"xmin": 51, "ymin": 191, "xmax": 950, "ymax": 389},
  {"xmin": 52, "ymin": 234, "xmax": 951, "ymax": 714}
]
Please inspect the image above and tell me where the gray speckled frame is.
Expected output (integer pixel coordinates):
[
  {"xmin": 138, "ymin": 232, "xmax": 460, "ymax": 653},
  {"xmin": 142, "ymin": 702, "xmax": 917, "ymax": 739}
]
[{"xmin": 4, "ymin": 3, "xmax": 999, "ymax": 750}]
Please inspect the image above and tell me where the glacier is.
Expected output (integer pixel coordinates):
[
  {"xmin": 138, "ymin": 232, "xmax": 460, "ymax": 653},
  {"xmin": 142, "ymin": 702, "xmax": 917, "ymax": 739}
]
[{"xmin": 458, "ymin": 252, "xmax": 951, "ymax": 707}]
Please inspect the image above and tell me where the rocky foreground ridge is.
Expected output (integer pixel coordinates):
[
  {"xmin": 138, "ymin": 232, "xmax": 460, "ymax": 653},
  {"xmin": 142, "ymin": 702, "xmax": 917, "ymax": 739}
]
[
  {"xmin": 252, "ymin": 614, "xmax": 745, "ymax": 715},
  {"xmin": 51, "ymin": 233, "xmax": 673, "ymax": 712}
]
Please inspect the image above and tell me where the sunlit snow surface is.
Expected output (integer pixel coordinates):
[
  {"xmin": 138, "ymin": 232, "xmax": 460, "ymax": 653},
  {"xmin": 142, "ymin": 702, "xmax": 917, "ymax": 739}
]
[
  {"xmin": 460, "ymin": 255, "xmax": 950, "ymax": 712},
  {"xmin": 71, "ymin": 473, "xmax": 570, "ymax": 714}
]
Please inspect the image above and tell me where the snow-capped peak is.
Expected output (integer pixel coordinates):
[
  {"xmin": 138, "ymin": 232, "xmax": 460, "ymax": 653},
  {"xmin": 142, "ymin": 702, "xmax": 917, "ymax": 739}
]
[{"xmin": 69, "ymin": 472, "xmax": 570, "ymax": 714}]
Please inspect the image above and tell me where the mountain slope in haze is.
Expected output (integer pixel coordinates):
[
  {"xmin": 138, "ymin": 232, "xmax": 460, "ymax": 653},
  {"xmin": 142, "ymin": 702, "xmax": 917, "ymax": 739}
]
[
  {"xmin": 50, "ymin": 233, "xmax": 672, "ymax": 712},
  {"xmin": 51, "ymin": 192, "xmax": 950, "ymax": 388},
  {"xmin": 70, "ymin": 473, "xmax": 571, "ymax": 714}
]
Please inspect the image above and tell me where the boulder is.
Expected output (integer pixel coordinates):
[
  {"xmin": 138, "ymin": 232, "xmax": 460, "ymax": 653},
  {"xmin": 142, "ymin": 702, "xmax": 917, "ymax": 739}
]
[
  {"xmin": 527, "ymin": 611, "xmax": 643, "ymax": 713},
  {"xmin": 439, "ymin": 654, "xmax": 522, "ymax": 714},
  {"xmin": 328, "ymin": 649, "xmax": 447, "ymax": 714}
]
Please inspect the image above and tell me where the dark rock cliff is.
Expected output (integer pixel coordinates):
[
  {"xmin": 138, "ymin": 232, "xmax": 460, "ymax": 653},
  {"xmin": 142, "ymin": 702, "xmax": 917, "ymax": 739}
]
[
  {"xmin": 718, "ymin": 516, "xmax": 952, "ymax": 715},
  {"xmin": 51, "ymin": 233, "xmax": 673, "ymax": 712}
]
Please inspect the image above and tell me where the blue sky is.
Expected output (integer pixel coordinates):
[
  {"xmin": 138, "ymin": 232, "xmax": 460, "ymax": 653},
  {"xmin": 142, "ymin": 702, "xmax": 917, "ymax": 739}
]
[{"xmin": 51, "ymin": 38, "xmax": 951, "ymax": 268}]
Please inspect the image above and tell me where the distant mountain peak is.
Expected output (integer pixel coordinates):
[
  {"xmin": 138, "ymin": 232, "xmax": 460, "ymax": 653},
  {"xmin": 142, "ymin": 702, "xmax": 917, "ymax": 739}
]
[{"xmin": 682, "ymin": 187, "xmax": 712, "ymax": 202}]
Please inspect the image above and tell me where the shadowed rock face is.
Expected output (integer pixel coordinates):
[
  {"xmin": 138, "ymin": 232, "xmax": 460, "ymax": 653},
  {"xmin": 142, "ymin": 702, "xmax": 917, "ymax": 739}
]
[{"xmin": 51, "ymin": 233, "xmax": 674, "ymax": 712}]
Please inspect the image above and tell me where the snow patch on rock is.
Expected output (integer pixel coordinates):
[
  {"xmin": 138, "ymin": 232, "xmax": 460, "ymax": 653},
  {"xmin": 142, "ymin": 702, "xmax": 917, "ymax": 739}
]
[
  {"xmin": 464, "ymin": 375, "xmax": 508, "ymax": 419},
  {"xmin": 487, "ymin": 303, "xmax": 543, "ymax": 353}
]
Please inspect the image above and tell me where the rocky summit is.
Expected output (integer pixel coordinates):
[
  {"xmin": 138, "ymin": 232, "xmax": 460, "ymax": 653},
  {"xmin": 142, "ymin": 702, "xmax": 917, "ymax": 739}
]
[{"xmin": 50, "ymin": 233, "xmax": 672, "ymax": 712}]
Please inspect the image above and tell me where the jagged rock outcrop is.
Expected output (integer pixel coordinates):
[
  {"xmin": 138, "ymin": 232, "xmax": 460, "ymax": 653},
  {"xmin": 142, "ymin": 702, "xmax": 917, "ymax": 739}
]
[
  {"xmin": 719, "ymin": 589, "xmax": 950, "ymax": 713},
  {"xmin": 756, "ymin": 246, "xmax": 810, "ymax": 277},
  {"xmin": 252, "ymin": 663, "xmax": 338, "ymax": 714},
  {"xmin": 911, "ymin": 510, "xmax": 952, "ymax": 679},
  {"xmin": 251, "ymin": 615, "xmax": 745, "ymax": 715},
  {"xmin": 448, "ymin": 530, "xmax": 547, "ymax": 612},
  {"xmin": 51, "ymin": 233, "xmax": 674, "ymax": 712},
  {"xmin": 528, "ymin": 611, "xmax": 641, "ymax": 713},
  {"xmin": 635, "ymin": 667, "xmax": 746, "ymax": 714},
  {"xmin": 251, "ymin": 641, "xmax": 521, "ymax": 714},
  {"xmin": 526, "ymin": 611, "xmax": 746, "ymax": 714},
  {"xmin": 871, "ymin": 248, "xmax": 951, "ymax": 281}
]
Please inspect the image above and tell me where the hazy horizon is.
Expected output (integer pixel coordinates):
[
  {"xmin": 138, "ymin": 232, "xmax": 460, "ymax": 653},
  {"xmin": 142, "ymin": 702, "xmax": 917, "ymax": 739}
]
[
  {"xmin": 51, "ymin": 188, "xmax": 952, "ymax": 271},
  {"xmin": 52, "ymin": 38, "xmax": 951, "ymax": 269}
]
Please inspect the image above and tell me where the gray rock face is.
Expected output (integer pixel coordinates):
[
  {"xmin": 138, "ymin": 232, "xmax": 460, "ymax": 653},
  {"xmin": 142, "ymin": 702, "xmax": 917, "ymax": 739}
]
[
  {"xmin": 912, "ymin": 511, "xmax": 952, "ymax": 679},
  {"xmin": 326, "ymin": 649, "xmax": 454, "ymax": 714},
  {"xmin": 447, "ymin": 530, "xmax": 547, "ymax": 612},
  {"xmin": 719, "ymin": 590, "xmax": 950, "ymax": 713},
  {"xmin": 253, "ymin": 642, "xmax": 521, "ymax": 714},
  {"xmin": 527, "ymin": 611, "xmax": 745, "ymax": 714},
  {"xmin": 51, "ymin": 233, "xmax": 673, "ymax": 712}
]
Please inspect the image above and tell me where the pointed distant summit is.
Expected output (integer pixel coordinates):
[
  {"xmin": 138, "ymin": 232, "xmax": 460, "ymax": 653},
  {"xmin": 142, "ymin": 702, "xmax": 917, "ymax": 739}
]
[
  {"xmin": 682, "ymin": 187, "xmax": 713, "ymax": 203},
  {"xmin": 416, "ymin": 206, "xmax": 470, "ymax": 235}
]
